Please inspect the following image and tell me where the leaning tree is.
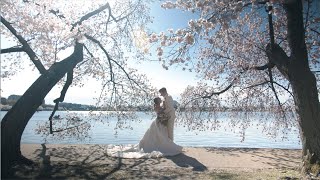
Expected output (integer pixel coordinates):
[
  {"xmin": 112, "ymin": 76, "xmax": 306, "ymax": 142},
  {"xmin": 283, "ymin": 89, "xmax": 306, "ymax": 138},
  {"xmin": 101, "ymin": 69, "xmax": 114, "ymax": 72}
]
[
  {"xmin": 1, "ymin": 0, "xmax": 156, "ymax": 177},
  {"xmin": 148, "ymin": 0, "xmax": 320, "ymax": 174}
]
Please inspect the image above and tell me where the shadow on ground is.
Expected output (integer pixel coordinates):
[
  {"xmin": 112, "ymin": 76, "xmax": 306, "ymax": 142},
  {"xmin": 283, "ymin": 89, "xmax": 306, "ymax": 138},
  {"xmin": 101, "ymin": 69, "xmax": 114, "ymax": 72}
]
[
  {"xmin": 166, "ymin": 153, "xmax": 207, "ymax": 171},
  {"xmin": 9, "ymin": 144, "xmax": 207, "ymax": 179}
]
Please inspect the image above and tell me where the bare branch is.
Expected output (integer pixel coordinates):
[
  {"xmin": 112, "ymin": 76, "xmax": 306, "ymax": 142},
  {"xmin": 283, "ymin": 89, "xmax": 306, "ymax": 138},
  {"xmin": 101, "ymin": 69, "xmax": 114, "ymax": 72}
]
[
  {"xmin": 272, "ymin": 81, "xmax": 293, "ymax": 97},
  {"xmin": 310, "ymin": 28, "xmax": 320, "ymax": 35},
  {"xmin": 265, "ymin": 68, "xmax": 288, "ymax": 121},
  {"xmin": 1, "ymin": 15, "xmax": 46, "ymax": 74},
  {"xmin": 251, "ymin": 62, "xmax": 275, "ymax": 71},
  {"xmin": 48, "ymin": 70, "xmax": 74, "ymax": 134},
  {"xmin": 1, "ymin": 47, "xmax": 24, "ymax": 54},
  {"xmin": 57, "ymin": 70, "xmax": 74, "ymax": 103}
]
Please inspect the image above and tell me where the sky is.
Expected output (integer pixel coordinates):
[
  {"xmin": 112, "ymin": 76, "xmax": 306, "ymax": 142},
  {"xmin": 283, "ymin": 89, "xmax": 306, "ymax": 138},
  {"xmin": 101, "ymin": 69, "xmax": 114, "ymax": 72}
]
[{"xmin": 0, "ymin": 1, "xmax": 200, "ymax": 105}]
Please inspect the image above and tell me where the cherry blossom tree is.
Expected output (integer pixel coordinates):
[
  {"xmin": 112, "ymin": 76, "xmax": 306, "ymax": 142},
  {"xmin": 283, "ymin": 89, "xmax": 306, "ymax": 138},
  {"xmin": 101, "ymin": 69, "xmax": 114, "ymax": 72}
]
[
  {"xmin": 150, "ymin": 0, "xmax": 320, "ymax": 174},
  {"xmin": 1, "ymin": 0, "xmax": 155, "ymax": 177}
]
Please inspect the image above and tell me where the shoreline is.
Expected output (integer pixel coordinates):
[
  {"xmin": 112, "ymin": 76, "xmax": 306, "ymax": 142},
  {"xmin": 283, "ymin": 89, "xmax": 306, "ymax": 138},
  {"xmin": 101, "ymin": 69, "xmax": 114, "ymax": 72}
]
[{"xmin": 20, "ymin": 142, "xmax": 303, "ymax": 151}]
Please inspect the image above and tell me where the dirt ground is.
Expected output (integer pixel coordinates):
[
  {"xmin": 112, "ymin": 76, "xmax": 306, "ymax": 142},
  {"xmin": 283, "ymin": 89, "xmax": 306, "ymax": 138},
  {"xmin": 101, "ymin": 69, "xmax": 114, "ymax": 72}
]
[{"xmin": 6, "ymin": 144, "xmax": 317, "ymax": 179}]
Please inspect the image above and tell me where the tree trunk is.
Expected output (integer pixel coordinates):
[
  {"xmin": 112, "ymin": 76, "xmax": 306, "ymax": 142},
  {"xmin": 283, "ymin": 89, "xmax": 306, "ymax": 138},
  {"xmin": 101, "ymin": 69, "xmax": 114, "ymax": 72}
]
[
  {"xmin": 284, "ymin": 0, "xmax": 320, "ymax": 175},
  {"xmin": 289, "ymin": 63, "xmax": 320, "ymax": 174},
  {"xmin": 1, "ymin": 42, "xmax": 83, "ymax": 178}
]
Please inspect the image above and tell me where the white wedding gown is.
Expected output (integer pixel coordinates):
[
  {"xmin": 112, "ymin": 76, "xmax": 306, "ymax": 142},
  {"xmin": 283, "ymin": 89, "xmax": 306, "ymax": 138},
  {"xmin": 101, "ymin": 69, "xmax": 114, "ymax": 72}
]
[{"xmin": 106, "ymin": 120, "xmax": 183, "ymax": 158}]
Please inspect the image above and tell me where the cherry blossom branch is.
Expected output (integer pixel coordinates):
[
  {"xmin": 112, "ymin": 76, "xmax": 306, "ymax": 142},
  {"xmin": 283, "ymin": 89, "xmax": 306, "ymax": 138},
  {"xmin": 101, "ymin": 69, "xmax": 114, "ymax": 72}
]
[
  {"xmin": 85, "ymin": 34, "xmax": 129, "ymax": 108},
  {"xmin": 45, "ymin": 2, "xmax": 115, "ymax": 133},
  {"xmin": 242, "ymin": 0, "xmax": 268, "ymax": 8},
  {"xmin": 52, "ymin": 122, "xmax": 88, "ymax": 133},
  {"xmin": 1, "ymin": 15, "xmax": 46, "ymax": 74},
  {"xmin": 84, "ymin": 34, "xmax": 114, "ymax": 81},
  {"xmin": 180, "ymin": 80, "xmax": 235, "ymax": 110},
  {"xmin": 243, "ymin": 6, "xmax": 289, "ymax": 75},
  {"xmin": 267, "ymin": 67, "xmax": 282, "ymax": 107},
  {"xmin": 71, "ymin": 3, "xmax": 110, "ymax": 31},
  {"xmin": 84, "ymin": 34, "xmax": 150, "ymax": 96},
  {"xmin": 207, "ymin": 0, "xmax": 268, "ymax": 22},
  {"xmin": 83, "ymin": 45, "xmax": 105, "ymax": 71},
  {"xmin": 242, "ymin": 81, "xmax": 269, "ymax": 89},
  {"xmin": 109, "ymin": 0, "xmax": 141, "ymax": 23},
  {"xmin": 265, "ymin": 2, "xmax": 278, "ymax": 100},
  {"xmin": 39, "ymin": 2, "xmax": 111, "ymax": 33},
  {"xmin": 266, "ymin": 76, "xmax": 287, "ymax": 121},
  {"xmin": 181, "ymin": 69, "xmax": 247, "ymax": 109},
  {"xmin": 83, "ymin": 44, "xmax": 116, "ymax": 106},
  {"xmin": 201, "ymin": 80, "xmax": 235, "ymax": 99},
  {"xmin": 242, "ymin": 79, "xmax": 293, "ymax": 98},
  {"xmin": 265, "ymin": 5, "xmax": 290, "ymax": 80}
]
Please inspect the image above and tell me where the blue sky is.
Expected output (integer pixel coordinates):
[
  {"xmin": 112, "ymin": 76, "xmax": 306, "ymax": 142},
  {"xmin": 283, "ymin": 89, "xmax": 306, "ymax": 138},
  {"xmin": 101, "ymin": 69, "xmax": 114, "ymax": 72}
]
[{"xmin": 1, "ymin": 1, "xmax": 200, "ymax": 105}]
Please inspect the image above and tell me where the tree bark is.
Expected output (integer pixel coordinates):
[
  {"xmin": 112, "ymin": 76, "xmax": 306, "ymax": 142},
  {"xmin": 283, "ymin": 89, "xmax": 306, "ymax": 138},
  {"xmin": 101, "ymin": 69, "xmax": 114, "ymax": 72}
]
[
  {"xmin": 284, "ymin": 0, "xmax": 320, "ymax": 174},
  {"xmin": 267, "ymin": 0, "xmax": 320, "ymax": 174},
  {"xmin": 1, "ymin": 42, "xmax": 83, "ymax": 178},
  {"xmin": 289, "ymin": 63, "xmax": 320, "ymax": 174}
]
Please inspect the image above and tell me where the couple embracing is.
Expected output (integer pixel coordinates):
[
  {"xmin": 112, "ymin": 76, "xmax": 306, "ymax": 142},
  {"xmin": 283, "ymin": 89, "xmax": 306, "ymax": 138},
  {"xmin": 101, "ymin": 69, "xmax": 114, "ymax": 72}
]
[
  {"xmin": 138, "ymin": 88, "xmax": 182, "ymax": 156},
  {"xmin": 107, "ymin": 88, "xmax": 182, "ymax": 158}
]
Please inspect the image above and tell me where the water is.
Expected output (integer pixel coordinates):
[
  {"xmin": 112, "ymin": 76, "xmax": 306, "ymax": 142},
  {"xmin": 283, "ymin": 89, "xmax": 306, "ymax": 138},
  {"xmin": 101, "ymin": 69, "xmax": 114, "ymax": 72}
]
[{"xmin": 0, "ymin": 111, "xmax": 302, "ymax": 149}]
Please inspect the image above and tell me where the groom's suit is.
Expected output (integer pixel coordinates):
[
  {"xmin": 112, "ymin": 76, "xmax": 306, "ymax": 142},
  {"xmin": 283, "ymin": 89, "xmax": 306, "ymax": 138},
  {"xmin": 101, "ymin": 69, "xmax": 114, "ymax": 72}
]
[{"xmin": 163, "ymin": 94, "xmax": 176, "ymax": 141}]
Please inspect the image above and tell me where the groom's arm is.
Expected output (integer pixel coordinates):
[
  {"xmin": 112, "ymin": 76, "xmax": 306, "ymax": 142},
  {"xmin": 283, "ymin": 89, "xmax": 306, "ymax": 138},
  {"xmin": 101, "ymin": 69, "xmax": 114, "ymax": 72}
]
[{"xmin": 164, "ymin": 96, "xmax": 174, "ymax": 114}]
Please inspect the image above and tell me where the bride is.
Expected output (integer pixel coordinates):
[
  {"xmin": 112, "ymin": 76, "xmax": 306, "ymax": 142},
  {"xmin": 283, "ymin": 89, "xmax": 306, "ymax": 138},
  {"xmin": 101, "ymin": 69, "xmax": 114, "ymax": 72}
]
[{"xmin": 106, "ymin": 97, "xmax": 182, "ymax": 158}]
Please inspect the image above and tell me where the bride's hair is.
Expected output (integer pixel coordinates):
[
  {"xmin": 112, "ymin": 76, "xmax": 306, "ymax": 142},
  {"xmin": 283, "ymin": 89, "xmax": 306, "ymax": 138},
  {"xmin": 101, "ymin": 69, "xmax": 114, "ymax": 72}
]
[{"xmin": 153, "ymin": 97, "xmax": 161, "ymax": 105}]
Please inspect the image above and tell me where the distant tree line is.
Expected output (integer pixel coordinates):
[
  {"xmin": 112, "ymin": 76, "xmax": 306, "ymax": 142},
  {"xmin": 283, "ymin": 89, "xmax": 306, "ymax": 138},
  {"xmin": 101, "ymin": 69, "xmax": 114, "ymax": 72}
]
[
  {"xmin": 1, "ymin": 95, "xmax": 96, "ymax": 111},
  {"xmin": 1, "ymin": 95, "xmax": 45, "ymax": 106},
  {"xmin": 1, "ymin": 95, "xmax": 179, "ymax": 111}
]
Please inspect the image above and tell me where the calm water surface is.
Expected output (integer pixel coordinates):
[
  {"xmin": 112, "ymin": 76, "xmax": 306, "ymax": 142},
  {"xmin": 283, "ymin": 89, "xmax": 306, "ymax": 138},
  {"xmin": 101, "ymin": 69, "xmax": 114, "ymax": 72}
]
[{"xmin": 1, "ymin": 111, "xmax": 302, "ymax": 149}]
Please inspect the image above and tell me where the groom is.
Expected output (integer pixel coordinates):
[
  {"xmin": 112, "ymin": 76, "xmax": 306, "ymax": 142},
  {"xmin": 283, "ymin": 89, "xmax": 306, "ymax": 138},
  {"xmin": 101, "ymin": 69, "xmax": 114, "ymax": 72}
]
[{"xmin": 159, "ymin": 87, "xmax": 176, "ymax": 141}]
